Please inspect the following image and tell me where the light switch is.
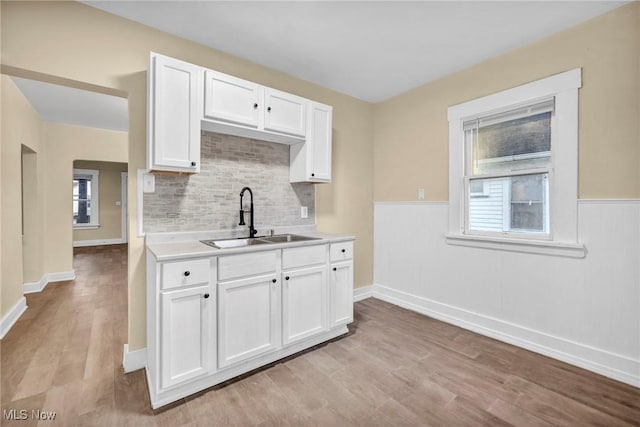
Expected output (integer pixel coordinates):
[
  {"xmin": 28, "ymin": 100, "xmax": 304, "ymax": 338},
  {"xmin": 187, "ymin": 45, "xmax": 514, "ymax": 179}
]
[
  {"xmin": 417, "ymin": 188, "xmax": 425, "ymax": 200},
  {"xmin": 301, "ymin": 206, "xmax": 308, "ymax": 218},
  {"xmin": 115, "ymin": 201, "xmax": 121, "ymax": 206}
]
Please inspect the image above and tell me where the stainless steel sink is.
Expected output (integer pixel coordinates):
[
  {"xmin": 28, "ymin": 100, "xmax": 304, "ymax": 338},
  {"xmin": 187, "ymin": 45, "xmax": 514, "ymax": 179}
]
[
  {"xmin": 201, "ymin": 238, "xmax": 269, "ymax": 249},
  {"xmin": 201, "ymin": 234, "xmax": 320, "ymax": 249},
  {"xmin": 259, "ymin": 234, "xmax": 321, "ymax": 244}
]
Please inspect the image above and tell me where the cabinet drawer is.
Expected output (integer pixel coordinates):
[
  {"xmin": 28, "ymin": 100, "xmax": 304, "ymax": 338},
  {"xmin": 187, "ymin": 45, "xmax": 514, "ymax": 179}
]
[
  {"xmin": 330, "ymin": 241, "xmax": 353, "ymax": 262},
  {"xmin": 282, "ymin": 244, "xmax": 326, "ymax": 270},
  {"xmin": 219, "ymin": 250, "xmax": 277, "ymax": 282},
  {"xmin": 162, "ymin": 258, "xmax": 211, "ymax": 290}
]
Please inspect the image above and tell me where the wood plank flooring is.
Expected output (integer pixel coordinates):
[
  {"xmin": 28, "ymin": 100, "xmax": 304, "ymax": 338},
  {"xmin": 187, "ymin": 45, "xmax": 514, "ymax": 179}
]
[{"xmin": 1, "ymin": 244, "xmax": 639, "ymax": 426}]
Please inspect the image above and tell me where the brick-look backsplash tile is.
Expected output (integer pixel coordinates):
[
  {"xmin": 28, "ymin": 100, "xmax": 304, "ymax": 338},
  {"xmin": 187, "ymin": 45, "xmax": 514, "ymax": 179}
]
[{"xmin": 143, "ymin": 132, "xmax": 315, "ymax": 233}]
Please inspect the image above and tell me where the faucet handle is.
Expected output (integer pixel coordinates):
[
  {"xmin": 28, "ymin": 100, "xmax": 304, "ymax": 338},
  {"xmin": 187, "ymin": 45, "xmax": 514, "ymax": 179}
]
[{"xmin": 269, "ymin": 229, "xmax": 275, "ymax": 236}]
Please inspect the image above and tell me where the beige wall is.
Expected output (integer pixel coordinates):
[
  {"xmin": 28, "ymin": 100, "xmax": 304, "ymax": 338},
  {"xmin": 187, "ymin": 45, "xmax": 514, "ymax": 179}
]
[
  {"xmin": 42, "ymin": 123, "xmax": 127, "ymax": 273},
  {"xmin": 1, "ymin": 1, "xmax": 374, "ymax": 350},
  {"xmin": 374, "ymin": 3, "xmax": 640, "ymax": 201},
  {"xmin": 73, "ymin": 160, "xmax": 128, "ymax": 243},
  {"xmin": 1, "ymin": 75, "xmax": 43, "ymax": 317}
]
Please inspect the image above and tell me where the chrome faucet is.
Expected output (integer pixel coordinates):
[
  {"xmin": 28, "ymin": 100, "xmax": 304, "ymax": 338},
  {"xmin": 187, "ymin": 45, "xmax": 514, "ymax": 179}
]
[{"xmin": 239, "ymin": 187, "xmax": 257, "ymax": 238}]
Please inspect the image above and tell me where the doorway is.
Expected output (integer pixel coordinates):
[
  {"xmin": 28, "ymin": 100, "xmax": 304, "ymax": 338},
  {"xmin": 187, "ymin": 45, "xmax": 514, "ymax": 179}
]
[
  {"xmin": 21, "ymin": 146, "xmax": 41, "ymax": 285},
  {"xmin": 72, "ymin": 160, "xmax": 128, "ymax": 247}
]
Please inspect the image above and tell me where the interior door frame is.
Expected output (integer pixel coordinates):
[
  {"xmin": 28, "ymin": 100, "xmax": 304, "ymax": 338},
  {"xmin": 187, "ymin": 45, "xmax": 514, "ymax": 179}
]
[{"xmin": 121, "ymin": 171, "xmax": 128, "ymax": 243}]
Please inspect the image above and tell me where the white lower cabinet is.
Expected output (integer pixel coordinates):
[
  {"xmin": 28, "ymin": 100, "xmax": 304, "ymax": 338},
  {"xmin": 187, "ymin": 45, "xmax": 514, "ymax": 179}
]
[
  {"xmin": 218, "ymin": 274, "xmax": 281, "ymax": 368},
  {"xmin": 330, "ymin": 261, "xmax": 354, "ymax": 327},
  {"xmin": 147, "ymin": 239, "xmax": 354, "ymax": 409},
  {"xmin": 329, "ymin": 241, "xmax": 354, "ymax": 327},
  {"xmin": 160, "ymin": 285, "xmax": 214, "ymax": 388},
  {"xmin": 282, "ymin": 265, "xmax": 327, "ymax": 345}
]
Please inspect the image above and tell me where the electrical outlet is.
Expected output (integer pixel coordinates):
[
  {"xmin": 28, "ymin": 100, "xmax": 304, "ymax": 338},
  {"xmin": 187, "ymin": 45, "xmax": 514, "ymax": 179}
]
[
  {"xmin": 417, "ymin": 188, "xmax": 425, "ymax": 200},
  {"xmin": 143, "ymin": 173, "xmax": 155, "ymax": 193},
  {"xmin": 301, "ymin": 206, "xmax": 308, "ymax": 218}
]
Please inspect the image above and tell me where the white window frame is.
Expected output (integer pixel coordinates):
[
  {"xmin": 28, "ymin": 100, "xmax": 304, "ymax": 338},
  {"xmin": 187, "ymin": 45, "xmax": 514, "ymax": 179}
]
[
  {"xmin": 73, "ymin": 168, "xmax": 100, "ymax": 229},
  {"xmin": 446, "ymin": 69, "xmax": 585, "ymax": 258}
]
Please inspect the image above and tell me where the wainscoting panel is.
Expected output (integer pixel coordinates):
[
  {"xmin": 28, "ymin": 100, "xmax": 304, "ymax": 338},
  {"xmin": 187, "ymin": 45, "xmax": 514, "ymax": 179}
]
[{"xmin": 373, "ymin": 200, "xmax": 640, "ymax": 386}]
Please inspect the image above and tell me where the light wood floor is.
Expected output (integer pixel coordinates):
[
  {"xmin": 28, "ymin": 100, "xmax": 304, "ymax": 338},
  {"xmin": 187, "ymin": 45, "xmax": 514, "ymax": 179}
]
[{"xmin": 1, "ymin": 245, "xmax": 639, "ymax": 426}]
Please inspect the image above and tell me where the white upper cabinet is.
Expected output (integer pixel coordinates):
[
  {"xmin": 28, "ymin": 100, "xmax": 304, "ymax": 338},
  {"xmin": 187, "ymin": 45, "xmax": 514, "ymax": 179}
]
[
  {"xmin": 203, "ymin": 70, "xmax": 260, "ymax": 128},
  {"xmin": 147, "ymin": 54, "xmax": 333, "ymax": 180},
  {"xmin": 201, "ymin": 69, "xmax": 309, "ymax": 144},
  {"xmin": 263, "ymin": 88, "xmax": 307, "ymax": 137},
  {"xmin": 290, "ymin": 102, "xmax": 333, "ymax": 183},
  {"xmin": 148, "ymin": 53, "xmax": 200, "ymax": 173}
]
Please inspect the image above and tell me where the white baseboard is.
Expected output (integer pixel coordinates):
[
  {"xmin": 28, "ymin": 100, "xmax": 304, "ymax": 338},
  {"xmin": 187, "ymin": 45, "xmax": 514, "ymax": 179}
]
[
  {"xmin": 123, "ymin": 344, "xmax": 147, "ymax": 373},
  {"xmin": 371, "ymin": 284, "xmax": 640, "ymax": 388},
  {"xmin": 23, "ymin": 276, "xmax": 48, "ymax": 294},
  {"xmin": 0, "ymin": 297, "xmax": 27, "ymax": 339},
  {"xmin": 23, "ymin": 270, "xmax": 76, "ymax": 294},
  {"xmin": 353, "ymin": 285, "xmax": 373, "ymax": 302},
  {"xmin": 73, "ymin": 238, "xmax": 126, "ymax": 248}
]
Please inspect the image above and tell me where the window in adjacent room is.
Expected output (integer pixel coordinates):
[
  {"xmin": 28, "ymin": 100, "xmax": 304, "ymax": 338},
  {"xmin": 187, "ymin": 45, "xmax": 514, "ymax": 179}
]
[{"xmin": 73, "ymin": 169, "xmax": 99, "ymax": 228}]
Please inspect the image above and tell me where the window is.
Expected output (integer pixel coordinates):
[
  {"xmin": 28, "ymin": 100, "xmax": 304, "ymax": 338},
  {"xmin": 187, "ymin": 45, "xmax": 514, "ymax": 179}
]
[
  {"xmin": 73, "ymin": 169, "xmax": 99, "ymax": 228},
  {"xmin": 465, "ymin": 100, "xmax": 552, "ymax": 237},
  {"xmin": 446, "ymin": 69, "xmax": 585, "ymax": 257}
]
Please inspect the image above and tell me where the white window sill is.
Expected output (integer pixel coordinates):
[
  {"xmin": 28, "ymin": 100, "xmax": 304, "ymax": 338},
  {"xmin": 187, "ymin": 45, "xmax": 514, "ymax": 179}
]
[
  {"xmin": 74, "ymin": 224, "xmax": 100, "ymax": 230},
  {"xmin": 445, "ymin": 233, "xmax": 586, "ymax": 258}
]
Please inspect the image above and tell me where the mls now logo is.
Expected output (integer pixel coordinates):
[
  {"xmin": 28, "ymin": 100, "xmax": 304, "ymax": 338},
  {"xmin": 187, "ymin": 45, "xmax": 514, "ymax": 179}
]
[
  {"xmin": 3, "ymin": 409, "xmax": 57, "ymax": 421},
  {"xmin": 3, "ymin": 409, "xmax": 28, "ymax": 420}
]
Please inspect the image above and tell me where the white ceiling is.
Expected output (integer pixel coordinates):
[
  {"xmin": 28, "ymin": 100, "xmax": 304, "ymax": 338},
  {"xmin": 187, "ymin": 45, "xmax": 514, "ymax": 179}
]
[
  {"xmin": 84, "ymin": 1, "xmax": 627, "ymax": 102},
  {"xmin": 11, "ymin": 77, "xmax": 129, "ymax": 132}
]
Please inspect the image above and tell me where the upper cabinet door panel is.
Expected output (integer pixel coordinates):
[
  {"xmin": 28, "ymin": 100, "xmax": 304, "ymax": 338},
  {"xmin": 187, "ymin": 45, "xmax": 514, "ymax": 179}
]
[
  {"xmin": 289, "ymin": 101, "xmax": 333, "ymax": 183},
  {"xmin": 263, "ymin": 88, "xmax": 307, "ymax": 138},
  {"xmin": 310, "ymin": 103, "xmax": 332, "ymax": 181},
  {"xmin": 150, "ymin": 54, "xmax": 200, "ymax": 172},
  {"xmin": 204, "ymin": 70, "xmax": 260, "ymax": 128}
]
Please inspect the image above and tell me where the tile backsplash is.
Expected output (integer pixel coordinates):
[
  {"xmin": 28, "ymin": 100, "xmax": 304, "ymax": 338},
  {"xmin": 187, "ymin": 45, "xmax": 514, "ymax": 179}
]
[{"xmin": 143, "ymin": 131, "xmax": 315, "ymax": 233}]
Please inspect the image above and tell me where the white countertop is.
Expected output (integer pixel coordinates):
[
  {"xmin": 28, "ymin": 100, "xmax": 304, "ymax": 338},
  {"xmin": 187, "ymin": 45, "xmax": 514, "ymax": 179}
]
[{"xmin": 147, "ymin": 231, "xmax": 355, "ymax": 262}]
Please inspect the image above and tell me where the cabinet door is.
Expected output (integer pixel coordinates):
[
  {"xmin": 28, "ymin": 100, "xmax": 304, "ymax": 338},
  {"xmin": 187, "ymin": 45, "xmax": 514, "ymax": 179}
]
[
  {"xmin": 160, "ymin": 285, "xmax": 213, "ymax": 389},
  {"xmin": 309, "ymin": 102, "xmax": 332, "ymax": 181},
  {"xmin": 150, "ymin": 54, "xmax": 200, "ymax": 172},
  {"xmin": 218, "ymin": 275, "xmax": 281, "ymax": 368},
  {"xmin": 330, "ymin": 261, "xmax": 354, "ymax": 327},
  {"xmin": 204, "ymin": 70, "xmax": 260, "ymax": 128},
  {"xmin": 282, "ymin": 266, "xmax": 327, "ymax": 346},
  {"xmin": 264, "ymin": 88, "xmax": 307, "ymax": 137},
  {"xmin": 289, "ymin": 101, "xmax": 333, "ymax": 183}
]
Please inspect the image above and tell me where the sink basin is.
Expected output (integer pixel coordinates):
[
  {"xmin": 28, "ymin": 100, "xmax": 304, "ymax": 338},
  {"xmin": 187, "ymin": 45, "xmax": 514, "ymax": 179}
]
[
  {"xmin": 201, "ymin": 238, "xmax": 269, "ymax": 249},
  {"xmin": 259, "ymin": 234, "xmax": 321, "ymax": 244},
  {"xmin": 201, "ymin": 234, "xmax": 320, "ymax": 249}
]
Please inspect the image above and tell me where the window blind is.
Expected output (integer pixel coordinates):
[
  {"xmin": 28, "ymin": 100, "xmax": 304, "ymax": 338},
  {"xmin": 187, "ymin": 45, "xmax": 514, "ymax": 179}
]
[{"xmin": 463, "ymin": 98, "xmax": 554, "ymax": 131}]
